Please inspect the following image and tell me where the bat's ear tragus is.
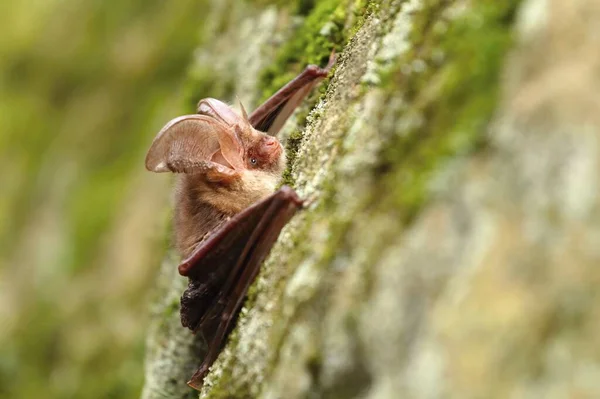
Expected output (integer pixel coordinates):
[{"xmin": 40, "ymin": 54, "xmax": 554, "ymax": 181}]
[{"xmin": 236, "ymin": 96, "xmax": 250, "ymax": 122}]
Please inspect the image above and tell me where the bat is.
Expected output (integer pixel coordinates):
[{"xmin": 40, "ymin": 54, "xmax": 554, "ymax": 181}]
[{"xmin": 144, "ymin": 54, "xmax": 334, "ymax": 390}]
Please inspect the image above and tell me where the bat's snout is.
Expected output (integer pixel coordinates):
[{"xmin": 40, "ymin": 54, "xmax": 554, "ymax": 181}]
[
  {"xmin": 264, "ymin": 137, "xmax": 278, "ymax": 148},
  {"xmin": 260, "ymin": 136, "xmax": 282, "ymax": 159},
  {"xmin": 267, "ymin": 138, "xmax": 281, "ymax": 158}
]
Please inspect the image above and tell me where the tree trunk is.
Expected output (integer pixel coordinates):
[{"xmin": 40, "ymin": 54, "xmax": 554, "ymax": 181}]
[{"xmin": 142, "ymin": 0, "xmax": 600, "ymax": 398}]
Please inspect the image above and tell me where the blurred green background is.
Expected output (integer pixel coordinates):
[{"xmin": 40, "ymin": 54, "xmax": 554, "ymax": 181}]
[{"xmin": 0, "ymin": 1, "xmax": 213, "ymax": 397}]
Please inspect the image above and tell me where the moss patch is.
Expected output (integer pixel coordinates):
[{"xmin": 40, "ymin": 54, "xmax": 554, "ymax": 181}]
[
  {"xmin": 377, "ymin": 0, "xmax": 522, "ymax": 221},
  {"xmin": 257, "ymin": 0, "xmax": 345, "ymax": 101},
  {"xmin": 249, "ymin": 0, "xmax": 317, "ymax": 15},
  {"xmin": 198, "ymin": 0, "xmax": 525, "ymax": 397},
  {"xmin": 257, "ymin": 0, "xmax": 379, "ymax": 101},
  {"xmin": 261, "ymin": 0, "xmax": 377, "ymax": 187}
]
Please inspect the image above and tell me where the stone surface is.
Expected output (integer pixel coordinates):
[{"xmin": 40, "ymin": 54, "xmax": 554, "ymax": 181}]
[{"xmin": 143, "ymin": 0, "xmax": 600, "ymax": 398}]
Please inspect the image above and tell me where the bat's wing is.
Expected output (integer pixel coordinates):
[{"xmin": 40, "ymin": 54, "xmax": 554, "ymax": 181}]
[
  {"xmin": 177, "ymin": 188, "xmax": 295, "ymax": 329},
  {"xmin": 178, "ymin": 186, "xmax": 303, "ymax": 390},
  {"xmin": 249, "ymin": 52, "xmax": 336, "ymax": 135}
]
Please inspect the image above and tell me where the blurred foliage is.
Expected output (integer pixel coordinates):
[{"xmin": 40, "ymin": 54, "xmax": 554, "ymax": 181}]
[
  {"xmin": 0, "ymin": 0, "xmax": 210, "ymax": 398},
  {"xmin": 249, "ymin": 0, "xmax": 316, "ymax": 15}
]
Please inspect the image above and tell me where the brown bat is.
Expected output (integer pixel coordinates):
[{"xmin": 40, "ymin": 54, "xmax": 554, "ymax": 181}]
[{"xmin": 144, "ymin": 55, "xmax": 334, "ymax": 390}]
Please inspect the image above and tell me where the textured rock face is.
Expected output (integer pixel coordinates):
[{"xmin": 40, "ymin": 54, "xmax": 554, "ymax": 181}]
[{"xmin": 143, "ymin": 0, "xmax": 600, "ymax": 398}]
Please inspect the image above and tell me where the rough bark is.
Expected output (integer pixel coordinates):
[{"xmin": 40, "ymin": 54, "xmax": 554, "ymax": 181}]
[{"xmin": 143, "ymin": 0, "xmax": 600, "ymax": 398}]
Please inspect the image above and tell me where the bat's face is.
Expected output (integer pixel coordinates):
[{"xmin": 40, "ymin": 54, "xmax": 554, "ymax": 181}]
[
  {"xmin": 203, "ymin": 123, "xmax": 287, "ymax": 214},
  {"xmin": 196, "ymin": 98, "xmax": 286, "ymax": 178},
  {"xmin": 145, "ymin": 99, "xmax": 287, "ymax": 214},
  {"xmin": 236, "ymin": 125, "xmax": 285, "ymax": 175},
  {"xmin": 145, "ymin": 98, "xmax": 286, "ymax": 180}
]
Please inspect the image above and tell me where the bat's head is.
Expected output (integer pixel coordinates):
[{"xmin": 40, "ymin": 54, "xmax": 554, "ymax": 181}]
[
  {"xmin": 215, "ymin": 99, "xmax": 286, "ymax": 177},
  {"xmin": 236, "ymin": 125, "xmax": 285, "ymax": 172},
  {"xmin": 145, "ymin": 98, "xmax": 286, "ymax": 213}
]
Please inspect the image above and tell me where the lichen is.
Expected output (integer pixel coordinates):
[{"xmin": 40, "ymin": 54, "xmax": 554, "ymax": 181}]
[
  {"xmin": 254, "ymin": 0, "xmax": 382, "ymax": 187},
  {"xmin": 375, "ymin": 0, "xmax": 521, "ymax": 221},
  {"xmin": 147, "ymin": 0, "xmax": 525, "ymax": 397},
  {"xmin": 223, "ymin": 0, "xmax": 523, "ymax": 396}
]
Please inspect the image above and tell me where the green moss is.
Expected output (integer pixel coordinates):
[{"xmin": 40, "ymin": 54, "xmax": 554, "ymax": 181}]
[
  {"xmin": 347, "ymin": 0, "xmax": 379, "ymax": 38},
  {"xmin": 264, "ymin": 0, "xmax": 378, "ymax": 188},
  {"xmin": 280, "ymin": 130, "xmax": 305, "ymax": 186},
  {"xmin": 164, "ymin": 297, "xmax": 181, "ymax": 318},
  {"xmin": 377, "ymin": 0, "xmax": 522, "ymax": 221},
  {"xmin": 202, "ymin": 1, "xmax": 524, "ymax": 396},
  {"xmin": 249, "ymin": 0, "xmax": 317, "ymax": 15},
  {"xmin": 200, "ymin": 329, "xmax": 246, "ymax": 399},
  {"xmin": 257, "ymin": 0, "xmax": 346, "ymax": 104}
]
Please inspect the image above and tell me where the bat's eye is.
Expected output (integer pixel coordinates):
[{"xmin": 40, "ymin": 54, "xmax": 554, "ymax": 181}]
[{"xmin": 250, "ymin": 158, "xmax": 257, "ymax": 166}]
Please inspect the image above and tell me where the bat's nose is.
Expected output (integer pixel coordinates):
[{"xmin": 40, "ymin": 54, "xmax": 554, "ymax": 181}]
[
  {"xmin": 260, "ymin": 136, "xmax": 282, "ymax": 160},
  {"xmin": 264, "ymin": 137, "xmax": 277, "ymax": 147}
]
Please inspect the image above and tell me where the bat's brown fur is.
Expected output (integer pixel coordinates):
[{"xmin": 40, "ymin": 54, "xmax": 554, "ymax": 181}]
[{"xmin": 174, "ymin": 150, "xmax": 286, "ymax": 257}]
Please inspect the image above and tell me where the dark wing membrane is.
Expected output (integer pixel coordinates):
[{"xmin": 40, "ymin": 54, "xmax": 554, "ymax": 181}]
[
  {"xmin": 178, "ymin": 194, "xmax": 275, "ymax": 330},
  {"xmin": 180, "ymin": 186, "xmax": 303, "ymax": 390},
  {"xmin": 254, "ymin": 82, "xmax": 316, "ymax": 135},
  {"xmin": 250, "ymin": 101, "xmax": 287, "ymax": 135},
  {"xmin": 248, "ymin": 55, "xmax": 334, "ymax": 134}
]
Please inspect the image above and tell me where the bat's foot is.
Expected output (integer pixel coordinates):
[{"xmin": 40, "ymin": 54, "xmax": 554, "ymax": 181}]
[
  {"xmin": 306, "ymin": 50, "xmax": 337, "ymax": 78},
  {"xmin": 187, "ymin": 365, "xmax": 208, "ymax": 390},
  {"xmin": 305, "ymin": 64, "xmax": 330, "ymax": 79},
  {"xmin": 278, "ymin": 185, "xmax": 304, "ymax": 207}
]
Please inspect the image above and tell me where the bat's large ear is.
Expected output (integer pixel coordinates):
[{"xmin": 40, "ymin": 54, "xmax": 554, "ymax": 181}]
[
  {"xmin": 145, "ymin": 115, "xmax": 245, "ymax": 178},
  {"xmin": 197, "ymin": 98, "xmax": 248, "ymax": 127}
]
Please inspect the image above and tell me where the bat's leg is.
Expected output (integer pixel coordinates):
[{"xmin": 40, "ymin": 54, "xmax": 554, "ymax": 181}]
[
  {"xmin": 249, "ymin": 52, "xmax": 336, "ymax": 134},
  {"xmin": 186, "ymin": 311, "xmax": 227, "ymax": 390},
  {"xmin": 186, "ymin": 187, "xmax": 303, "ymax": 389}
]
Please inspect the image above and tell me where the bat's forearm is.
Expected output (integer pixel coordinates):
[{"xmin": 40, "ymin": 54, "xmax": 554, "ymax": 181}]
[
  {"xmin": 180, "ymin": 186, "xmax": 303, "ymax": 389},
  {"xmin": 249, "ymin": 52, "xmax": 335, "ymax": 134}
]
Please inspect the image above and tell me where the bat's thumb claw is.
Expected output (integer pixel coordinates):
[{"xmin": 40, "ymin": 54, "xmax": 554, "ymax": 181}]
[
  {"xmin": 326, "ymin": 49, "xmax": 337, "ymax": 70},
  {"xmin": 302, "ymin": 193, "xmax": 319, "ymax": 209}
]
